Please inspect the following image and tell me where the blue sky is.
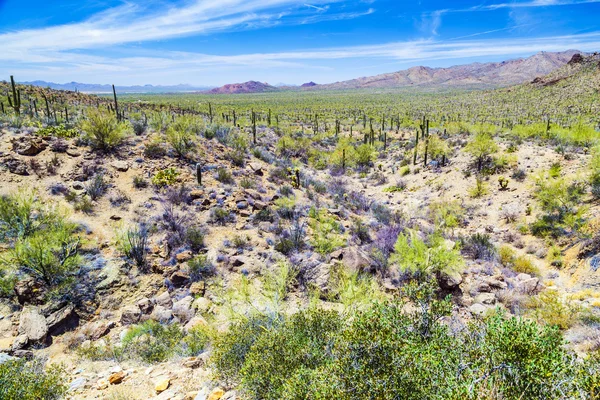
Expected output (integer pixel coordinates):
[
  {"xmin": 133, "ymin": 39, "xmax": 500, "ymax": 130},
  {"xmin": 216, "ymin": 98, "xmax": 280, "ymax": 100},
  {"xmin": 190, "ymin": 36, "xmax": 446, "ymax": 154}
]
[{"xmin": 0, "ymin": 0, "xmax": 599, "ymax": 86}]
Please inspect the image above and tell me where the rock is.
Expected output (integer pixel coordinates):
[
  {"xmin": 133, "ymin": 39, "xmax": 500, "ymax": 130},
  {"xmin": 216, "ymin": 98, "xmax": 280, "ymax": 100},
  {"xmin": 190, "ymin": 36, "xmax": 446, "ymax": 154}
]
[
  {"xmin": 96, "ymin": 378, "xmax": 109, "ymax": 390},
  {"xmin": 69, "ymin": 377, "xmax": 87, "ymax": 392},
  {"xmin": 4, "ymin": 157, "xmax": 29, "ymax": 175},
  {"xmin": 438, "ymin": 270, "xmax": 463, "ymax": 290},
  {"xmin": 185, "ymin": 392, "xmax": 199, "ymax": 400},
  {"xmin": 469, "ymin": 303, "xmax": 488, "ymax": 316},
  {"xmin": 329, "ymin": 247, "xmax": 373, "ymax": 274},
  {"xmin": 192, "ymin": 297, "xmax": 211, "ymax": 314},
  {"xmin": 253, "ymin": 200, "xmax": 267, "ymax": 210},
  {"xmin": 230, "ymin": 256, "xmax": 248, "ymax": 267},
  {"xmin": 221, "ymin": 391, "xmax": 237, "ymax": 400},
  {"xmin": 66, "ymin": 148, "xmax": 82, "ymax": 157},
  {"xmin": 18, "ymin": 307, "xmax": 48, "ymax": 344},
  {"xmin": 474, "ymin": 293, "xmax": 496, "ymax": 305},
  {"xmin": 154, "ymin": 292, "xmax": 173, "ymax": 308},
  {"xmin": 236, "ymin": 201, "xmax": 248, "ymax": 210},
  {"xmin": 176, "ymin": 251, "xmax": 193, "ymax": 263},
  {"xmin": 111, "ymin": 160, "xmax": 129, "ymax": 172},
  {"xmin": 190, "ymin": 190, "xmax": 205, "ymax": 200},
  {"xmin": 516, "ymin": 277, "xmax": 542, "ymax": 295},
  {"xmin": 150, "ymin": 305, "xmax": 172, "ymax": 323},
  {"xmin": 138, "ymin": 298, "xmax": 154, "ymax": 314},
  {"xmin": 155, "ymin": 377, "xmax": 171, "ymax": 394},
  {"xmin": 109, "ymin": 371, "xmax": 126, "ymax": 385},
  {"xmin": 208, "ymin": 388, "xmax": 225, "ymax": 400},
  {"xmin": 12, "ymin": 137, "xmax": 47, "ymax": 156},
  {"xmin": 0, "ymin": 353, "xmax": 15, "ymax": 365},
  {"xmin": 120, "ymin": 305, "xmax": 142, "ymax": 325},
  {"xmin": 184, "ymin": 316, "xmax": 208, "ymax": 333},
  {"xmin": 190, "ymin": 281, "xmax": 206, "ymax": 297},
  {"xmin": 46, "ymin": 304, "xmax": 78, "ymax": 336},
  {"xmin": 11, "ymin": 335, "xmax": 28, "ymax": 351},
  {"xmin": 14, "ymin": 277, "xmax": 45, "ymax": 305},
  {"xmin": 170, "ymin": 271, "xmax": 190, "ymax": 287},
  {"xmin": 172, "ymin": 296, "xmax": 194, "ymax": 323},
  {"xmin": 248, "ymin": 163, "xmax": 263, "ymax": 176},
  {"xmin": 182, "ymin": 357, "xmax": 204, "ymax": 369},
  {"xmin": 85, "ymin": 321, "xmax": 113, "ymax": 340}
]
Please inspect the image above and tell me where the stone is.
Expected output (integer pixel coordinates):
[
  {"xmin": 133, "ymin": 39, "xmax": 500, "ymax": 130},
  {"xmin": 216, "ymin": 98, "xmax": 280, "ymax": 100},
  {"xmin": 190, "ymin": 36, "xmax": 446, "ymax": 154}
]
[
  {"xmin": 155, "ymin": 377, "xmax": 171, "ymax": 394},
  {"xmin": 66, "ymin": 148, "xmax": 82, "ymax": 157},
  {"xmin": 46, "ymin": 304, "xmax": 78, "ymax": 336},
  {"xmin": 248, "ymin": 163, "xmax": 263, "ymax": 176},
  {"xmin": 192, "ymin": 297, "xmax": 211, "ymax": 314},
  {"xmin": 208, "ymin": 388, "xmax": 225, "ymax": 400},
  {"xmin": 182, "ymin": 357, "xmax": 204, "ymax": 369},
  {"xmin": 4, "ymin": 157, "xmax": 29, "ymax": 175},
  {"xmin": 438, "ymin": 270, "xmax": 463, "ymax": 290},
  {"xmin": 72, "ymin": 182, "xmax": 85, "ymax": 191},
  {"xmin": 221, "ymin": 391, "xmax": 237, "ymax": 400},
  {"xmin": 150, "ymin": 305, "xmax": 172, "ymax": 323},
  {"xmin": 18, "ymin": 306, "xmax": 48, "ymax": 344},
  {"xmin": 11, "ymin": 335, "xmax": 28, "ymax": 351},
  {"xmin": 120, "ymin": 305, "xmax": 142, "ymax": 325},
  {"xmin": 0, "ymin": 353, "xmax": 15, "ymax": 365},
  {"xmin": 516, "ymin": 277, "xmax": 542, "ymax": 295},
  {"xmin": 96, "ymin": 378, "xmax": 109, "ymax": 390},
  {"xmin": 109, "ymin": 371, "xmax": 126, "ymax": 385},
  {"xmin": 12, "ymin": 137, "xmax": 47, "ymax": 156},
  {"xmin": 14, "ymin": 277, "xmax": 45, "ymax": 305},
  {"xmin": 154, "ymin": 292, "xmax": 173, "ymax": 308},
  {"xmin": 474, "ymin": 292, "xmax": 496, "ymax": 305},
  {"xmin": 190, "ymin": 281, "xmax": 206, "ymax": 297},
  {"xmin": 469, "ymin": 303, "xmax": 488, "ymax": 316},
  {"xmin": 176, "ymin": 251, "xmax": 193, "ymax": 263},
  {"xmin": 230, "ymin": 256, "xmax": 248, "ymax": 267},
  {"xmin": 184, "ymin": 316, "xmax": 208, "ymax": 333},
  {"xmin": 172, "ymin": 296, "xmax": 194, "ymax": 324},
  {"xmin": 111, "ymin": 160, "xmax": 129, "ymax": 172},
  {"xmin": 69, "ymin": 377, "xmax": 87, "ymax": 392},
  {"xmin": 329, "ymin": 247, "xmax": 373, "ymax": 274},
  {"xmin": 190, "ymin": 190, "xmax": 205, "ymax": 200},
  {"xmin": 137, "ymin": 298, "xmax": 154, "ymax": 314},
  {"xmin": 170, "ymin": 271, "xmax": 190, "ymax": 287}
]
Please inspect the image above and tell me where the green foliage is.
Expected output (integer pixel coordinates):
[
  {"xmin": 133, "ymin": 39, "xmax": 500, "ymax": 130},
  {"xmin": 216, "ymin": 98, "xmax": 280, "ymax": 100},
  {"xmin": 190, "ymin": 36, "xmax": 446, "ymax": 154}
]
[
  {"xmin": 36, "ymin": 124, "xmax": 78, "ymax": 138},
  {"xmin": 468, "ymin": 175, "xmax": 489, "ymax": 198},
  {"xmin": 355, "ymin": 143, "xmax": 376, "ymax": 167},
  {"xmin": 0, "ymin": 358, "xmax": 67, "ymax": 400},
  {"xmin": 216, "ymin": 167, "xmax": 234, "ymax": 184},
  {"xmin": 152, "ymin": 168, "xmax": 179, "ymax": 187},
  {"xmin": 308, "ymin": 208, "xmax": 346, "ymax": 255},
  {"xmin": 121, "ymin": 320, "xmax": 184, "ymax": 363},
  {"xmin": 428, "ymin": 200, "xmax": 465, "ymax": 232},
  {"xmin": 212, "ymin": 291, "xmax": 593, "ymax": 400},
  {"xmin": 80, "ymin": 109, "xmax": 130, "ymax": 151},
  {"xmin": 391, "ymin": 231, "xmax": 463, "ymax": 280},
  {"xmin": 465, "ymin": 133, "xmax": 498, "ymax": 171},
  {"xmin": 526, "ymin": 289, "xmax": 581, "ymax": 330}
]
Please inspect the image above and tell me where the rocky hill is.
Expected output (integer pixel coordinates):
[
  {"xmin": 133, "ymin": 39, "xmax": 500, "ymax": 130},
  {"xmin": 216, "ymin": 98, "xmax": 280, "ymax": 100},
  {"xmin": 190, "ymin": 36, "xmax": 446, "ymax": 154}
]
[
  {"xmin": 310, "ymin": 50, "xmax": 582, "ymax": 90},
  {"xmin": 209, "ymin": 81, "xmax": 278, "ymax": 94}
]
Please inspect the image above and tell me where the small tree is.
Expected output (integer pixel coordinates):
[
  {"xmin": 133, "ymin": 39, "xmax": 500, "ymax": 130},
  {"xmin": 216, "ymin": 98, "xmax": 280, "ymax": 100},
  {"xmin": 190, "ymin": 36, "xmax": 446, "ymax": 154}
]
[
  {"xmin": 80, "ymin": 109, "xmax": 130, "ymax": 151},
  {"xmin": 465, "ymin": 133, "xmax": 498, "ymax": 172}
]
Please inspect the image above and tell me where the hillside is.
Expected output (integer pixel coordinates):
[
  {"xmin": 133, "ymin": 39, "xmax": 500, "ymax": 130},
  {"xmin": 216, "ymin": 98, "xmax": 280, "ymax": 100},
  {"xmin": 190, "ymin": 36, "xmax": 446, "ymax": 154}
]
[
  {"xmin": 209, "ymin": 81, "xmax": 278, "ymax": 94},
  {"xmin": 0, "ymin": 55, "xmax": 599, "ymax": 399},
  {"xmin": 310, "ymin": 50, "xmax": 581, "ymax": 90}
]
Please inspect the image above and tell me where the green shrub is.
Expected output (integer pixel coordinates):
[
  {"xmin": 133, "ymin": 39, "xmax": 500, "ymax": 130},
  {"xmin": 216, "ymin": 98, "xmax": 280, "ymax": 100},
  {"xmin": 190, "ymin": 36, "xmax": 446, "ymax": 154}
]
[
  {"xmin": 80, "ymin": 109, "xmax": 130, "ymax": 151},
  {"xmin": 0, "ymin": 358, "xmax": 67, "ymax": 400},
  {"xmin": 212, "ymin": 294, "xmax": 593, "ymax": 400},
  {"xmin": 468, "ymin": 175, "xmax": 489, "ymax": 198},
  {"xmin": 182, "ymin": 324, "xmax": 214, "ymax": 356},
  {"xmin": 391, "ymin": 231, "xmax": 463, "ymax": 280},
  {"xmin": 308, "ymin": 208, "xmax": 346, "ymax": 255},
  {"xmin": 166, "ymin": 119, "xmax": 197, "ymax": 158},
  {"xmin": 152, "ymin": 168, "xmax": 179, "ymax": 187},
  {"xmin": 216, "ymin": 168, "xmax": 234, "ymax": 184},
  {"xmin": 465, "ymin": 132, "xmax": 498, "ymax": 171},
  {"xmin": 512, "ymin": 255, "xmax": 540, "ymax": 276},
  {"xmin": 121, "ymin": 320, "xmax": 184, "ymax": 363},
  {"xmin": 36, "ymin": 124, "xmax": 78, "ymax": 138}
]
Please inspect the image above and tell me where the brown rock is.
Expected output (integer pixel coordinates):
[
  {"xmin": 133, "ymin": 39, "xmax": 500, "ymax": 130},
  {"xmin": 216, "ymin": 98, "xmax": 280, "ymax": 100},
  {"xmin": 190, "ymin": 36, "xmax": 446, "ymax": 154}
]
[
  {"xmin": 329, "ymin": 247, "xmax": 373, "ymax": 273},
  {"xmin": 190, "ymin": 281, "xmax": 206, "ymax": 296},
  {"xmin": 18, "ymin": 307, "xmax": 48, "ymax": 344},
  {"xmin": 109, "ymin": 371, "xmax": 126, "ymax": 385},
  {"xmin": 14, "ymin": 277, "xmax": 45, "ymax": 305},
  {"xmin": 208, "ymin": 388, "xmax": 226, "ymax": 400},
  {"xmin": 120, "ymin": 305, "xmax": 142, "ymax": 325},
  {"xmin": 176, "ymin": 250, "xmax": 193, "ymax": 263},
  {"xmin": 170, "ymin": 271, "xmax": 190, "ymax": 287},
  {"xmin": 12, "ymin": 137, "xmax": 47, "ymax": 156},
  {"xmin": 155, "ymin": 377, "xmax": 170, "ymax": 393},
  {"xmin": 137, "ymin": 298, "xmax": 154, "ymax": 314}
]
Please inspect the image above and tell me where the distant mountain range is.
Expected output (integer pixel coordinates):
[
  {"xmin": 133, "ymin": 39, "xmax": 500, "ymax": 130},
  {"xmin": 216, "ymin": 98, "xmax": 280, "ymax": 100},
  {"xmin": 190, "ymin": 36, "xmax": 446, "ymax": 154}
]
[
  {"xmin": 20, "ymin": 50, "xmax": 586, "ymax": 95},
  {"xmin": 20, "ymin": 81, "xmax": 214, "ymax": 94}
]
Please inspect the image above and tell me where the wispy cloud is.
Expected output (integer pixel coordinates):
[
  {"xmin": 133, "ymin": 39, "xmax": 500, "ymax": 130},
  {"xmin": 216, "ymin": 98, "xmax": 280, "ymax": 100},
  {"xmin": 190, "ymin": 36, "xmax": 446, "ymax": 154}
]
[{"xmin": 461, "ymin": 0, "xmax": 600, "ymax": 11}]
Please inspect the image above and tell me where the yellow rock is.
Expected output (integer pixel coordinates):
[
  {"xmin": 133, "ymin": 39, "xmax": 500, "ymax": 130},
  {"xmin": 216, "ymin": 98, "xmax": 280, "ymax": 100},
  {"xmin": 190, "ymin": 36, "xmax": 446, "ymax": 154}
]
[
  {"xmin": 208, "ymin": 388, "xmax": 225, "ymax": 400},
  {"xmin": 155, "ymin": 377, "xmax": 170, "ymax": 393}
]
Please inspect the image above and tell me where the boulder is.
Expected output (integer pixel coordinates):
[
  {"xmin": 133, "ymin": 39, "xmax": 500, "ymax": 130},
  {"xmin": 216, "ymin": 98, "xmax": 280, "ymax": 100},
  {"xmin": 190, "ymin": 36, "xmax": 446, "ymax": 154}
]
[
  {"xmin": 4, "ymin": 157, "xmax": 29, "ymax": 175},
  {"xmin": 474, "ymin": 293, "xmax": 496, "ymax": 305},
  {"xmin": 192, "ymin": 297, "xmax": 211, "ymax": 314},
  {"xmin": 12, "ymin": 137, "xmax": 47, "ymax": 156},
  {"xmin": 108, "ymin": 371, "xmax": 126, "ymax": 385},
  {"xmin": 137, "ymin": 298, "xmax": 154, "ymax": 314},
  {"xmin": 170, "ymin": 271, "xmax": 190, "ymax": 287},
  {"xmin": 155, "ymin": 377, "xmax": 170, "ymax": 394},
  {"xmin": 14, "ymin": 277, "xmax": 45, "ymax": 305},
  {"xmin": 150, "ymin": 305, "xmax": 172, "ymax": 323},
  {"xmin": 120, "ymin": 305, "xmax": 142, "ymax": 326},
  {"xmin": 329, "ymin": 247, "xmax": 373, "ymax": 273},
  {"xmin": 516, "ymin": 277, "xmax": 542, "ymax": 295},
  {"xmin": 172, "ymin": 296, "xmax": 194, "ymax": 323},
  {"xmin": 438, "ymin": 270, "xmax": 463, "ymax": 291},
  {"xmin": 111, "ymin": 160, "xmax": 129, "ymax": 172},
  {"xmin": 84, "ymin": 321, "xmax": 114, "ymax": 340},
  {"xmin": 18, "ymin": 307, "xmax": 48, "ymax": 344},
  {"xmin": 154, "ymin": 292, "xmax": 173, "ymax": 308},
  {"xmin": 184, "ymin": 316, "xmax": 208, "ymax": 333}
]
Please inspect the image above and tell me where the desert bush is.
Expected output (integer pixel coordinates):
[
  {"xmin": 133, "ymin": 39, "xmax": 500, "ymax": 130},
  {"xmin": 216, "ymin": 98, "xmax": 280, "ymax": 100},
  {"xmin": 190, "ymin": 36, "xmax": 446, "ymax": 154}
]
[
  {"xmin": 133, "ymin": 175, "xmax": 148, "ymax": 189},
  {"xmin": 0, "ymin": 358, "xmax": 67, "ymax": 400},
  {"xmin": 166, "ymin": 118, "xmax": 196, "ymax": 158},
  {"xmin": 468, "ymin": 175, "xmax": 489, "ymax": 198},
  {"xmin": 212, "ymin": 289, "xmax": 592, "ymax": 400},
  {"xmin": 461, "ymin": 233, "xmax": 496, "ymax": 261},
  {"xmin": 144, "ymin": 136, "xmax": 167, "ymax": 158},
  {"xmin": 210, "ymin": 207, "xmax": 234, "ymax": 225},
  {"xmin": 391, "ymin": 231, "xmax": 463, "ymax": 280},
  {"xmin": 308, "ymin": 208, "xmax": 346, "ymax": 255},
  {"xmin": 216, "ymin": 168, "xmax": 234, "ymax": 184},
  {"xmin": 188, "ymin": 255, "xmax": 215, "ymax": 281},
  {"xmin": 152, "ymin": 168, "xmax": 179, "ymax": 187},
  {"xmin": 121, "ymin": 320, "xmax": 184, "ymax": 363},
  {"xmin": 526, "ymin": 289, "xmax": 580, "ymax": 330},
  {"xmin": 85, "ymin": 173, "xmax": 108, "ymax": 200},
  {"xmin": 429, "ymin": 200, "xmax": 465, "ymax": 233},
  {"xmin": 513, "ymin": 255, "xmax": 540, "ymax": 276},
  {"xmin": 182, "ymin": 324, "xmax": 214, "ymax": 356},
  {"xmin": 117, "ymin": 224, "xmax": 148, "ymax": 270},
  {"xmin": 465, "ymin": 132, "xmax": 498, "ymax": 171},
  {"xmin": 80, "ymin": 109, "xmax": 130, "ymax": 151}
]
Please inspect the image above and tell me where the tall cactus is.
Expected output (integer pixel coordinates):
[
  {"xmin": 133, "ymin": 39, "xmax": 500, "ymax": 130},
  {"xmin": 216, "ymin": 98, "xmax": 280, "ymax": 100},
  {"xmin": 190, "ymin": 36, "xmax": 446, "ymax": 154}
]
[
  {"xmin": 112, "ymin": 84, "xmax": 120, "ymax": 121},
  {"xmin": 7, "ymin": 76, "xmax": 21, "ymax": 115},
  {"xmin": 42, "ymin": 93, "xmax": 52, "ymax": 124},
  {"xmin": 251, "ymin": 110, "xmax": 257, "ymax": 144},
  {"xmin": 196, "ymin": 162, "xmax": 202, "ymax": 186},
  {"xmin": 413, "ymin": 128, "xmax": 419, "ymax": 165},
  {"xmin": 208, "ymin": 102, "xmax": 213, "ymax": 124}
]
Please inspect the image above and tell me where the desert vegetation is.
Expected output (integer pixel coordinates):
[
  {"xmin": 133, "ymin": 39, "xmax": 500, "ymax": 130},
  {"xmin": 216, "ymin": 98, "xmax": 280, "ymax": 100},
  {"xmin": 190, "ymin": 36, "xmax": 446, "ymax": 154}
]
[{"xmin": 0, "ymin": 53, "xmax": 599, "ymax": 399}]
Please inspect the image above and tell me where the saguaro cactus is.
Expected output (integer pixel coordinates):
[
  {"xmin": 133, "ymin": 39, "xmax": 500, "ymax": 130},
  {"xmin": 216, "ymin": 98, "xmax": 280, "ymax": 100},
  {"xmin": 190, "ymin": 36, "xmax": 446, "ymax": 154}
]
[
  {"xmin": 196, "ymin": 162, "xmax": 202, "ymax": 186},
  {"xmin": 7, "ymin": 76, "xmax": 21, "ymax": 115},
  {"xmin": 112, "ymin": 84, "xmax": 120, "ymax": 121},
  {"xmin": 251, "ymin": 111, "xmax": 257, "ymax": 144}
]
